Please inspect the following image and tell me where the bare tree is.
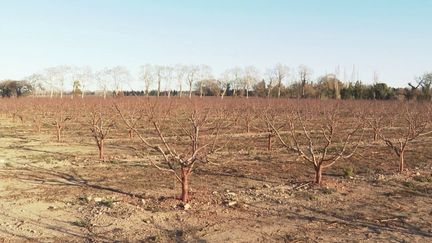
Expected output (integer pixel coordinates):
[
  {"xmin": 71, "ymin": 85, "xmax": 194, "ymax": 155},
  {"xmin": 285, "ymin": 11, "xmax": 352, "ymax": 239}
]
[
  {"xmin": 264, "ymin": 69, "xmax": 276, "ymax": 98},
  {"xmin": 116, "ymin": 102, "xmax": 227, "ymax": 202},
  {"xmin": 51, "ymin": 65, "xmax": 72, "ymax": 99},
  {"xmin": 364, "ymin": 106, "xmax": 386, "ymax": 142},
  {"xmin": 377, "ymin": 107, "xmax": 431, "ymax": 172},
  {"xmin": 163, "ymin": 66, "xmax": 174, "ymax": 98},
  {"xmin": 267, "ymin": 108, "xmax": 363, "ymax": 184},
  {"xmin": 71, "ymin": 66, "xmax": 93, "ymax": 99},
  {"xmin": 108, "ymin": 66, "xmax": 132, "ymax": 96},
  {"xmin": 26, "ymin": 73, "xmax": 45, "ymax": 97},
  {"xmin": 198, "ymin": 65, "xmax": 213, "ymax": 98},
  {"xmin": 51, "ymin": 108, "xmax": 72, "ymax": 142},
  {"xmin": 174, "ymin": 64, "xmax": 187, "ymax": 98},
  {"xmin": 95, "ymin": 68, "xmax": 111, "ymax": 99},
  {"xmin": 243, "ymin": 66, "xmax": 260, "ymax": 99},
  {"xmin": 44, "ymin": 66, "xmax": 70, "ymax": 98},
  {"xmin": 262, "ymin": 109, "xmax": 281, "ymax": 151},
  {"xmin": 298, "ymin": 65, "xmax": 312, "ymax": 99},
  {"xmin": 94, "ymin": 66, "xmax": 131, "ymax": 98},
  {"xmin": 59, "ymin": 65, "xmax": 72, "ymax": 99},
  {"xmin": 138, "ymin": 64, "xmax": 155, "ymax": 97},
  {"xmin": 226, "ymin": 67, "xmax": 243, "ymax": 97},
  {"xmin": 334, "ymin": 66, "xmax": 342, "ymax": 100},
  {"xmin": 89, "ymin": 110, "xmax": 115, "ymax": 161},
  {"xmin": 270, "ymin": 64, "xmax": 289, "ymax": 98},
  {"xmin": 154, "ymin": 65, "xmax": 166, "ymax": 98},
  {"xmin": 186, "ymin": 65, "xmax": 199, "ymax": 98},
  {"xmin": 218, "ymin": 70, "xmax": 231, "ymax": 99}
]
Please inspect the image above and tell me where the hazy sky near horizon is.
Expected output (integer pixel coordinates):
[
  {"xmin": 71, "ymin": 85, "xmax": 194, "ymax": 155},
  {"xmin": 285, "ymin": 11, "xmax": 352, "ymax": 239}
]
[{"xmin": 0, "ymin": 0, "xmax": 431, "ymax": 88}]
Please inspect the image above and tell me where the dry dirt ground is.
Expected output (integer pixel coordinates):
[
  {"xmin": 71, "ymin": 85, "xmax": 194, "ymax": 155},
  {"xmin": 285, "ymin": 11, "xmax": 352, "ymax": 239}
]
[{"xmin": 0, "ymin": 119, "xmax": 432, "ymax": 242}]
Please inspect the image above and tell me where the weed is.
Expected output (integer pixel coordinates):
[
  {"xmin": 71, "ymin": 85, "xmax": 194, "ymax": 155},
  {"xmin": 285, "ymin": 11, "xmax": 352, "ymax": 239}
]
[
  {"xmin": 297, "ymin": 191, "xmax": 318, "ymax": 201},
  {"xmin": 413, "ymin": 176, "xmax": 432, "ymax": 183},
  {"xmin": 402, "ymin": 181, "xmax": 416, "ymax": 190},
  {"xmin": 320, "ymin": 187, "xmax": 337, "ymax": 195},
  {"xmin": 343, "ymin": 165, "xmax": 355, "ymax": 178},
  {"xmin": 99, "ymin": 199, "xmax": 114, "ymax": 208},
  {"xmin": 78, "ymin": 195, "xmax": 91, "ymax": 203},
  {"xmin": 72, "ymin": 219, "xmax": 90, "ymax": 228}
]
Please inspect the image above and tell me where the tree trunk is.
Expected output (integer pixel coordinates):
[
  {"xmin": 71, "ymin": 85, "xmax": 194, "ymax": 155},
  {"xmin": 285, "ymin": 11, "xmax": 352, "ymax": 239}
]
[
  {"xmin": 335, "ymin": 82, "xmax": 341, "ymax": 100},
  {"xmin": 181, "ymin": 167, "xmax": 190, "ymax": 202},
  {"xmin": 267, "ymin": 133, "xmax": 272, "ymax": 151},
  {"xmin": 189, "ymin": 83, "xmax": 193, "ymax": 99},
  {"xmin": 277, "ymin": 84, "xmax": 281, "ymax": 98},
  {"xmin": 56, "ymin": 126, "xmax": 61, "ymax": 142},
  {"xmin": 179, "ymin": 84, "xmax": 182, "ymax": 98},
  {"xmin": 99, "ymin": 140, "xmax": 104, "ymax": 161},
  {"xmin": 315, "ymin": 165, "xmax": 323, "ymax": 184},
  {"xmin": 301, "ymin": 82, "xmax": 306, "ymax": 98},
  {"xmin": 157, "ymin": 80, "xmax": 161, "ymax": 98},
  {"xmin": 221, "ymin": 87, "xmax": 227, "ymax": 99},
  {"xmin": 399, "ymin": 150, "xmax": 405, "ymax": 173}
]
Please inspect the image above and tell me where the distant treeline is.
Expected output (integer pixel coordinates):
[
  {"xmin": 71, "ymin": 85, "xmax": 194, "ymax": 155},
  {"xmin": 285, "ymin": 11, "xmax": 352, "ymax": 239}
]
[
  {"xmin": 123, "ymin": 73, "xmax": 431, "ymax": 101},
  {"xmin": 1, "ymin": 71, "xmax": 431, "ymax": 101},
  {"xmin": 118, "ymin": 82, "xmax": 423, "ymax": 101}
]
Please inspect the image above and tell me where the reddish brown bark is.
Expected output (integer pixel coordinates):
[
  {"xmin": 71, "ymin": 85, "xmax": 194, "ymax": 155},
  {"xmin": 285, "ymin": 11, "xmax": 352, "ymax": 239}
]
[
  {"xmin": 181, "ymin": 167, "xmax": 190, "ymax": 202},
  {"xmin": 98, "ymin": 140, "xmax": 104, "ymax": 161},
  {"xmin": 267, "ymin": 133, "xmax": 272, "ymax": 151},
  {"xmin": 56, "ymin": 125, "xmax": 62, "ymax": 142},
  {"xmin": 315, "ymin": 166, "xmax": 323, "ymax": 184},
  {"xmin": 399, "ymin": 150, "xmax": 405, "ymax": 173}
]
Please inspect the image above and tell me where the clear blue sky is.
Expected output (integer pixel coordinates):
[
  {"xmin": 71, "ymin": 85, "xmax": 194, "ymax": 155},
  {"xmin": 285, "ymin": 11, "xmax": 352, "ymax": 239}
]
[{"xmin": 0, "ymin": 0, "xmax": 431, "ymax": 87}]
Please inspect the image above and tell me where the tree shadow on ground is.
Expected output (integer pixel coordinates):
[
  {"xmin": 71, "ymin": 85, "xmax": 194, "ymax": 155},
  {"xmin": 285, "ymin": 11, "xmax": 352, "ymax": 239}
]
[
  {"xmin": 4, "ymin": 145, "xmax": 76, "ymax": 159},
  {"xmin": 6, "ymin": 165, "xmax": 148, "ymax": 200},
  {"xmin": 299, "ymin": 205, "xmax": 432, "ymax": 238},
  {"xmin": 245, "ymin": 200, "xmax": 432, "ymax": 240},
  {"xmin": 0, "ymin": 211, "xmax": 117, "ymax": 242},
  {"xmin": 195, "ymin": 167, "xmax": 286, "ymax": 184}
]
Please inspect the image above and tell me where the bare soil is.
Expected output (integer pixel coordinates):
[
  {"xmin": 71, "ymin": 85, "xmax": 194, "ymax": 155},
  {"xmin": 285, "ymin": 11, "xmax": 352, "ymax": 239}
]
[{"xmin": 0, "ymin": 118, "xmax": 432, "ymax": 242}]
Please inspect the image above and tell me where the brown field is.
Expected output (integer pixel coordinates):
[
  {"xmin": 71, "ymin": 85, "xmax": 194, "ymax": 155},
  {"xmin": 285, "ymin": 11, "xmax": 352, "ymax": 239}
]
[{"xmin": 0, "ymin": 97, "xmax": 431, "ymax": 242}]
